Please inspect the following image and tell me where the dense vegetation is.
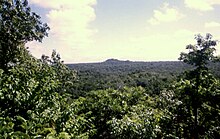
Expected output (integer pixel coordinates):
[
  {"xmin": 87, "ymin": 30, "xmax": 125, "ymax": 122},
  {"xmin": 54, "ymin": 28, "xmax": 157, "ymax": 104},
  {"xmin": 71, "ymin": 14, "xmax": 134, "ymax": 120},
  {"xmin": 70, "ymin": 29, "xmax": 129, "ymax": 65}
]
[
  {"xmin": 0, "ymin": 0, "xmax": 220, "ymax": 138},
  {"xmin": 68, "ymin": 60, "xmax": 220, "ymax": 97}
]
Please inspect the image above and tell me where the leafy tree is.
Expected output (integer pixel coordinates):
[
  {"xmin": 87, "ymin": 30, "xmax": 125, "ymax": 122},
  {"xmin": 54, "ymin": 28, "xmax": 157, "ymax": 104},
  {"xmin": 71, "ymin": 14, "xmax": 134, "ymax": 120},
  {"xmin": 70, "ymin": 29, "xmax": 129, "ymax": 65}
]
[
  {"xmin": 71, "ymin": 87, "xmax": 167, "ymax": 139},
  {"xmin": 0, "ymin": 46, "xmax": 91, "ymax": 138},
  {"xmin": 176, "ymin": 33, "xmax": 220, "ymax": 138},
  {"xmin": 0, "ymin": 0, "xmax": 49, "ymax": 71},
  {"xmin": 41, "ymin": 50, "xmax": 77, "ymax": 96},
  {"xmin": 0, "ymin": 0, "xmax": 92, "ymax": 138},
  {"xmin": 179, "ymin": 33, "xmax": 219, "ymax": 67}
]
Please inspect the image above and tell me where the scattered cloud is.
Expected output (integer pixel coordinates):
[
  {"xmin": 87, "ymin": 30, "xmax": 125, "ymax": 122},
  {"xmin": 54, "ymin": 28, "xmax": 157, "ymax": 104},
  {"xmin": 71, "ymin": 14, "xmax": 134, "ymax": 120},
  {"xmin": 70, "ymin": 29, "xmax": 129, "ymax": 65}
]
[
  {"xmin": 28, "ymin": 0, "xmax": 97, "ymax": 62},
  {"xmin": 26, "ymin": 1, "xmax": 220, "ymax": 63},
  {"xmin": 148, "ymin": 3, "xmax": 184, "ymax": 25},
  {"xmin": 128, "ymin": 29, "xmax": 195, "ymax": 61},
  {"xmin": 205, "ymin": 21, "xmax": 220, "ymax": 28},
  {"xmin": 184, "ymin": 0, "xmax": 220, "ymax": 11}
]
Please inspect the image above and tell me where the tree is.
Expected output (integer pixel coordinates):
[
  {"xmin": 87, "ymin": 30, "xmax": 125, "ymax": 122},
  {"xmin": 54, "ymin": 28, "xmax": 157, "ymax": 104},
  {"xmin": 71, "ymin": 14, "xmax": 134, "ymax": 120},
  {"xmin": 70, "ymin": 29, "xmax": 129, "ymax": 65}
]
[
  {"xmin": 0, "ymin": 1, "xmax": 90, "ymax": 138},
  {"xmin": 177, "ymin": 33, "xmax": 220, "ymax": 138},
  {"xmin": 0, "ymin": 0, "xmax": 49, "ymax": 71},
  {"xmin": 0, "ymin": 47, "xmax": 86, "ymax": 138},
  {"xmin": 179, "ymin": 33, "xmax": 219, "ymax": 67}
]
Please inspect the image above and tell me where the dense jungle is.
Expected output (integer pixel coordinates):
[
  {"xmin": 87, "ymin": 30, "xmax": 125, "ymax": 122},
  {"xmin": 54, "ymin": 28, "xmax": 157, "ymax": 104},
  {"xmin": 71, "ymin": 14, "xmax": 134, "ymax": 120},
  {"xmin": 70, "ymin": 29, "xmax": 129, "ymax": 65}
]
[{"xmin": 0, "ymin": 0, "xmax": 220, "ymax": 138}]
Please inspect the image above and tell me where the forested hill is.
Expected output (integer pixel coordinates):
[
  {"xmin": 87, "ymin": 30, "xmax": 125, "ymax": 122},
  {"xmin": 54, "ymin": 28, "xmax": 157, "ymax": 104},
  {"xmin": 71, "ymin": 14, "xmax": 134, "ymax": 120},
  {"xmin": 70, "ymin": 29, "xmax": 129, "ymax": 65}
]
[
  {"xmin": 68, "ymin": 59, "xmax": 220, "ymax": 75},
  {"xmin": 67, "ymin": 59, "xmax": 191, "ymax": 74},
  {"xmin": 67, "ymin": 59, "xmax": 220, "ymax": 95}
]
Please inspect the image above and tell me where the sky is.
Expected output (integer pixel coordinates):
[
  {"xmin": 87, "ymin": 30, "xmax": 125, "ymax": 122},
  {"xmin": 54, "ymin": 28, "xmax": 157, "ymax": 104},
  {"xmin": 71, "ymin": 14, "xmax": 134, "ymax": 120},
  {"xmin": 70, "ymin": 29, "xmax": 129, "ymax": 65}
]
[{"xmin": 27, "ymin": 0, "xmax": 220, "ymax": 63}]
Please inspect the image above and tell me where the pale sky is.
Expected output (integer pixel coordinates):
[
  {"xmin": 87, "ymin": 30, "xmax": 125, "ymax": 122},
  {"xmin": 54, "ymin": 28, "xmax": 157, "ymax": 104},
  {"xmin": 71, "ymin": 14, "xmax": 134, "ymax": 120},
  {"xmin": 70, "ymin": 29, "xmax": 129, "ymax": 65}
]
[{"xmin": 27, "ymin": 0, "xmax": 220, "ymax": 63}]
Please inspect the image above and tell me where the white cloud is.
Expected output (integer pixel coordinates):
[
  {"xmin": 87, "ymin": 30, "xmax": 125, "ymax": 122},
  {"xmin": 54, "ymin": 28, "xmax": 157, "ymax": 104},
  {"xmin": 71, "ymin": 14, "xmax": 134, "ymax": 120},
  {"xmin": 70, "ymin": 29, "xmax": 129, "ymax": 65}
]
[
  {"xmin": 29, "ymin": 0, "xmax": 97, "ymax": 9},
  {"xmin": 28, "ymin": 0, "xmax": 97, "ymax": 63},
  {"xmin": 47, "ymin": 7, "xmax": 96, "ymax": 45},
  {"xmin": 128, "ymin": 29, "xmax": 195, "ymax": 61},
  {"xmin": 148, "ymin": 3, "xmax": 184, "ymax": 25},
  {"xmin": 128, "ymin": 30, "xmax": 220, "ymax": 61},
  {"xmin": 184, "ymin": 0, "xmax": 220, "ymax": 11},
  {"xmin": 205, "ymin": 21, "xmax": 220, "ymax": 28},
  {"xmin": 210, "ymin": 0, "xmax": 220, "ymax": 5}
]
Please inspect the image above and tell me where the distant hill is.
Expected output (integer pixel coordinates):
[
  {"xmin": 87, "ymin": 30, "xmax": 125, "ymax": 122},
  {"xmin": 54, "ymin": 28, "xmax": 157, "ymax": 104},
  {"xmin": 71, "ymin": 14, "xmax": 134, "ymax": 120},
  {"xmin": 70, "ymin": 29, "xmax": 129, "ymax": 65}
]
[
  {"xmin": 67, "ymin": 59, "xmax": 191, "ymax": 75},
  {"xmin": 67, "ymin": 59, "xmax": 220, "ymax": 93},
  {"xmin": 103, "ymin": 59, "xmax": 131, "ymax": 64},
  {"xmin": 67, "ymin": 59, "xmax": 220, "ymax": 77}
]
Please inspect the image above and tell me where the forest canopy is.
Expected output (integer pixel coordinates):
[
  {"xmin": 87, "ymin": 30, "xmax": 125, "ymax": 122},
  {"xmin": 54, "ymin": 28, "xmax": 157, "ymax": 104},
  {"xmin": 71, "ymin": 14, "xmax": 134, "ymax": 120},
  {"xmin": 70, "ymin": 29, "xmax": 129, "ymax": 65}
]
[{"xmin": 0, "ymin": 0, "xmax": 220, "ymax": 139}]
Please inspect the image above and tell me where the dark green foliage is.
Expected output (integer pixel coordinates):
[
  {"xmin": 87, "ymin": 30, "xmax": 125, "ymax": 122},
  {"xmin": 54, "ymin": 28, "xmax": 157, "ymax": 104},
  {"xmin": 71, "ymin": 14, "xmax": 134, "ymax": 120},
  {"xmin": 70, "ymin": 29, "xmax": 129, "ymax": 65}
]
[
  {"xmin": 1, "ymin": 1, "xmax": 220, "ymax": 138},
  {"xmin": 0, "ymin": 48, "xmax": 93, "ymax": 138},
  {"xmin": 41, "ymin": 50, "xmax": 77, "ymax": 97},
  {"xmin": 179, "ymin": 33, "xmax": 219, "ymax": 67},
  {"xmin": 73, "ymin": 87, "xmax": 166, "ymax": 139},
  {"xmin": 0, "ymin": 0, "xmax": 49, "ymax": 71},
  {"xmin": 68, "ymin": 61, "xmax": 191, "ymax": 97},
  {"xmin": 172, "ymin": 33, "xmax": 220, "ymax": 138}
]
